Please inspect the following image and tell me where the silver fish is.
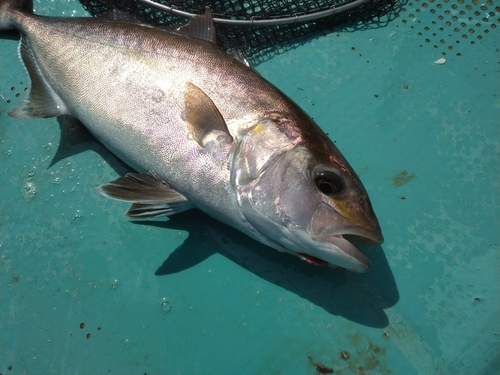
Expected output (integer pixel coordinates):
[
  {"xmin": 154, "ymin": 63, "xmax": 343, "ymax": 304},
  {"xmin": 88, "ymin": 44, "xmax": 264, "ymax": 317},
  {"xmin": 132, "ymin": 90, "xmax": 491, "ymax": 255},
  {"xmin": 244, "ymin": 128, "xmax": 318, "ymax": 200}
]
[{"xmin": 0, "ymin": 0, "xmax": 383, "ymax": 272}]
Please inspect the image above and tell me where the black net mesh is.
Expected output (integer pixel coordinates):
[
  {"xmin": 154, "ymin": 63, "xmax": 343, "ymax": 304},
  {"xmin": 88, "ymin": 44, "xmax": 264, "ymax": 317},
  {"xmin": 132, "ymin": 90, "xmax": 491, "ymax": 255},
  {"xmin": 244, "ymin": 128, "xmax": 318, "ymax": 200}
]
[{"xmin": 79, "ymin": 0, "xmax": 399, "ymax": 56}]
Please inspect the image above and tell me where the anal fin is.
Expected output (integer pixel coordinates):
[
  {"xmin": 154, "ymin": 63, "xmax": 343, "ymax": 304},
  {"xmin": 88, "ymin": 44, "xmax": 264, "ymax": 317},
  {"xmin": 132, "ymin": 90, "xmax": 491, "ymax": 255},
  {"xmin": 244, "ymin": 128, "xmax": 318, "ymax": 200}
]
[
  {"xmin": 49, "ymin": 115, "xmax": 98, "ymax": 167},
  {"xmin": 125, "ymin": 202, "xmax": 189, "ymax": 218}
]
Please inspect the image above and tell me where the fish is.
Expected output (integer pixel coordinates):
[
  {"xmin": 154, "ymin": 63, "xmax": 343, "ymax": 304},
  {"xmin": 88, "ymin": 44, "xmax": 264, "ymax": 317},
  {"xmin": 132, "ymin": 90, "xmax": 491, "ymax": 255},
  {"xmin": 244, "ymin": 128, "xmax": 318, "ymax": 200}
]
[{"xmin": 0, "ymin": 0, "xmax": 383, "ymax": 272}]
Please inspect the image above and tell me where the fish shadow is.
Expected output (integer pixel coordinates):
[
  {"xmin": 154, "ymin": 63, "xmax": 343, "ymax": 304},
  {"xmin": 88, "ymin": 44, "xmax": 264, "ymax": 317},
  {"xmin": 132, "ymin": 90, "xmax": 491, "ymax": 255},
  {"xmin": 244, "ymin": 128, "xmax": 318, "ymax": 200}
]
[
  {"xmin": 45, "ymin": 113, "xmax": 398, "ymax": 327},
  {"xmin": 133, "ymin": 210, "xmax": 399, "ymax": 328}
]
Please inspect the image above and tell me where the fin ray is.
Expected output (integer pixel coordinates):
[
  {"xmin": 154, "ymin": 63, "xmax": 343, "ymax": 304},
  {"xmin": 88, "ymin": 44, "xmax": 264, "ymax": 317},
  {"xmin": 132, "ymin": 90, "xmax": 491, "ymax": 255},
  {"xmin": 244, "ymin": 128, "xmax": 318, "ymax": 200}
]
[
  {"xmin": 126, "ymin": 202, "xmax": 191, "ymax": 218},
  {"xmin": 97, "ymin": 173, "xmax": 194, "ymax": 218},
  {"xmin": 97, "ymin": 172, "xmax": 188, "ymax": 204}
]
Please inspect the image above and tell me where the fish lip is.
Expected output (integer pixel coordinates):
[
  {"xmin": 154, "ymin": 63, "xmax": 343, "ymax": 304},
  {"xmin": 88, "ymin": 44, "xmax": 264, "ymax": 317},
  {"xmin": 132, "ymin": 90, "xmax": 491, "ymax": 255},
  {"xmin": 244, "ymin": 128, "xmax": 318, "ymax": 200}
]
[
  {"xmin": 295, "ymin": 230, "xmax": 380, "ymax": 272},
  {"xmin": 329, "ymin": 222, "xmax": 384, "ymax": 244}
]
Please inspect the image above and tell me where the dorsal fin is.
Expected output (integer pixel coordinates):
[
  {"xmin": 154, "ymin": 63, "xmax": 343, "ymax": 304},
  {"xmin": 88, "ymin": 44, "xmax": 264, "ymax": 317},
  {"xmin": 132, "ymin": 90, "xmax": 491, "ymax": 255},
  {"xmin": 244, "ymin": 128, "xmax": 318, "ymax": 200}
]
[
  {"xmin": 176, "ymin": 7, "xmax": 217, "ymax": 44},
  {"xmin": 9, "ymin": 37, "xmax": 68, "ymax": 118},
  {"xmin": 229, "ymin": 50, "xmax": 251, "ymax": 68}
]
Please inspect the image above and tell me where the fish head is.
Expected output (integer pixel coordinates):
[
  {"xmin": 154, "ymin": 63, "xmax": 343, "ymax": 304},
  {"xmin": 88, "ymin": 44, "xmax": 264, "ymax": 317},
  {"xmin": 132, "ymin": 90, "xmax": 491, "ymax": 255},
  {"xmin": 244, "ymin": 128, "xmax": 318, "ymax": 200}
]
[{"xmin": 232, "ymin": 117, "xmax": 383, "ymax": 272}]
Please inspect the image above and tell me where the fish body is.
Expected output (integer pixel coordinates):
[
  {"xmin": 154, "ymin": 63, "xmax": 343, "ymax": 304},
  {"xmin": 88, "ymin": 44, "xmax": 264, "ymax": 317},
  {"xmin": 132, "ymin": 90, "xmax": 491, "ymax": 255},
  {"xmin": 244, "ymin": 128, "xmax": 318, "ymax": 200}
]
[{"xmin": 0, "ymin": 0, "xmax": 383, "ymax": 272}]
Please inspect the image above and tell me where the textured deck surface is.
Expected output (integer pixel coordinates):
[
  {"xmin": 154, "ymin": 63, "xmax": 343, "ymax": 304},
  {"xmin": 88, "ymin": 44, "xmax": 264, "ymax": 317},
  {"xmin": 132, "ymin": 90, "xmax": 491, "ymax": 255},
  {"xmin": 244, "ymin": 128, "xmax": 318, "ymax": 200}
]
[{"xmin": 1, "ymin": 0, "xmax": 499, "ymax": 373}]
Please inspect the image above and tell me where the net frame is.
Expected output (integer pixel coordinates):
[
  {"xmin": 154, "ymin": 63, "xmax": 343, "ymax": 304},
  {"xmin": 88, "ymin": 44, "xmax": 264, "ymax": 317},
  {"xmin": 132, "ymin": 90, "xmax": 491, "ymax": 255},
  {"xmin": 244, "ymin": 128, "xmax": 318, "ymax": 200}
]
[{"xmin": 79, "ymin": 0, "xmax": 399, "ymax": 56}]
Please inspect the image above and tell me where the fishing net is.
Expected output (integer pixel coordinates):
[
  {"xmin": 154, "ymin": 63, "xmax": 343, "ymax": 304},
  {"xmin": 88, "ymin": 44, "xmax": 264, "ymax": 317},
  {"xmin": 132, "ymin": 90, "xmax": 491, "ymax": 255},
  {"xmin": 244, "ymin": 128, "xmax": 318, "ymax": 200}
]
[{"xmin": 79, "ymin": 0, "xmax": 399, "ymax": 56}]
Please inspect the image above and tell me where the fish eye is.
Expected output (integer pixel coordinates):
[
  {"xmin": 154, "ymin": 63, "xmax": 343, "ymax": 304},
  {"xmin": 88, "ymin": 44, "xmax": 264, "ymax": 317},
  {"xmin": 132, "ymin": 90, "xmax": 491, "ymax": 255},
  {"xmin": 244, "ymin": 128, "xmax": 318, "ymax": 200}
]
[{"xmin": 314, "ymin": 170, "xmax": 344, "ymax": 195}]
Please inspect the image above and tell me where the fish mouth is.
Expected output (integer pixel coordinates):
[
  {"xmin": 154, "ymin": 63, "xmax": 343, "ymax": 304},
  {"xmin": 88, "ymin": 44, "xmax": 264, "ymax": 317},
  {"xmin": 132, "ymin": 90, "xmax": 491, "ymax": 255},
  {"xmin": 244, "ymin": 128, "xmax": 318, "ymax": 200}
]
[
  {"xmin": 297, "ymin": 253, "xmax": 329, "ymax": 266},
  {"xmin": 295, "ymin": 229, "xmax": 383, "ymax": 272}
]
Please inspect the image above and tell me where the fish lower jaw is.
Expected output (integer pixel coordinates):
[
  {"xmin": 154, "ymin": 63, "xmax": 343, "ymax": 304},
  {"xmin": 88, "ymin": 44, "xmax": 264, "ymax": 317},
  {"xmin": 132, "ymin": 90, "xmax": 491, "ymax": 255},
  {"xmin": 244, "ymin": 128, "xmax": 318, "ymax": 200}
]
[
  {"xmin": 296, "ymin": 234, "xmax": 348, "ymax": 267},
  {"xmin": 293, "ymin": 233, "xmax": 372, "ymax": 272}
]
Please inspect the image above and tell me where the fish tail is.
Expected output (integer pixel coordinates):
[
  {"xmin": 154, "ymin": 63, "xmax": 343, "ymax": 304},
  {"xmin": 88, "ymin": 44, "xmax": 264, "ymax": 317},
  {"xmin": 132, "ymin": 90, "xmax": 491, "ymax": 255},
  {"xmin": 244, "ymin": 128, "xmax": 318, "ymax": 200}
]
[{"xmin": 0, "ymin": 0, "xmax": 32, "ymax": 30}]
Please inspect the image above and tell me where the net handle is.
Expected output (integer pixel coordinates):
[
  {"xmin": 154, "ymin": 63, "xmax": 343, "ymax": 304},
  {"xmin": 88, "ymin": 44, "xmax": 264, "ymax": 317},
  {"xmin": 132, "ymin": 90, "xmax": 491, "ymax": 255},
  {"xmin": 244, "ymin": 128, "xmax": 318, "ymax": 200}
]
[{"xmin": 137, "ymin": 0, "xmax": 375, "ymax": 26}]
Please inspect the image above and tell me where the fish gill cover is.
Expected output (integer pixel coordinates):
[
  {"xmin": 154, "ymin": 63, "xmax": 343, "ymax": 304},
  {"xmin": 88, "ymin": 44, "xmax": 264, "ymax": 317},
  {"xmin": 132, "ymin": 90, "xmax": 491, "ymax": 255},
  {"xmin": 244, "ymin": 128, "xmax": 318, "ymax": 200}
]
[{"xmin": 79, "ymin": 0, "xmax": 399, "ymax": 56}]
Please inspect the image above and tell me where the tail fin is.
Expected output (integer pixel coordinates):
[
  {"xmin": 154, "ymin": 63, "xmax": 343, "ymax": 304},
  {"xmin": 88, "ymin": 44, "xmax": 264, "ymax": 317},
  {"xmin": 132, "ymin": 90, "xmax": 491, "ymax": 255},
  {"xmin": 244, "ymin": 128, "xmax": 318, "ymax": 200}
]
[{"xmin": 0, "ymin": 0, "xmax": 32, "ymax": 30}]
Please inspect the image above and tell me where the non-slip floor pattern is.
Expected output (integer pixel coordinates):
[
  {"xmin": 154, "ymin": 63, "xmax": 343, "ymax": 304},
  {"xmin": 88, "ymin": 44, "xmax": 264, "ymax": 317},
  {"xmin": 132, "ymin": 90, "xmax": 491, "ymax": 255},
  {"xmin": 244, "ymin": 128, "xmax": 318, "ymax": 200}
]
[{"xmin": 1, "ymin": 1, "xmax": 498, "ymax": 374}]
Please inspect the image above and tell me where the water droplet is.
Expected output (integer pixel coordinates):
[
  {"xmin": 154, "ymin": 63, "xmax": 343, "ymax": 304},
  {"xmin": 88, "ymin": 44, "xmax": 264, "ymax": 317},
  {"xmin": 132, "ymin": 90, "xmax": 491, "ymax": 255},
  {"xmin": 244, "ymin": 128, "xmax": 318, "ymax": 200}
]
[
  {"xmin": 160, "ymin": 298, "xmax": 172, "ymax": 313},
  {"xmin": 340, "ymin": 351, "xmax": 350, "ymax": 360},
  {"xmin": 22, "ymin": 181, "xmax": 37, "ymax": 199}
]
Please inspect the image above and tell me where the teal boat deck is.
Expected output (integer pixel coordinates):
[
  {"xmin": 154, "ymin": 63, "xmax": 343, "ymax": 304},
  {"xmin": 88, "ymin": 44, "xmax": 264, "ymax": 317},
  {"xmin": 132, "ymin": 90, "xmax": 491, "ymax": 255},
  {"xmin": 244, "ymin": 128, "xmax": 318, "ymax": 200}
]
[{"xmin": 1, "ymin": 0, "xmax": 498, "ymax": 373}]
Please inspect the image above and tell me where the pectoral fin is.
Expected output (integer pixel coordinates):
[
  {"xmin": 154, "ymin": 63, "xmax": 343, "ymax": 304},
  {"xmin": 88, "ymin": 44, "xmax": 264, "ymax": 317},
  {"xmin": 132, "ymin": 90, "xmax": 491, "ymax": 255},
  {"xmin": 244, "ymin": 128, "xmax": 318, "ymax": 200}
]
[
  {"xmin": 97, "ymin": 172, "xmax": 193, "ymax": 218},
  {"xmin": 184, "ymin": 82, "xmax": 233, "ymax": 147},
  {"xmin": 9, "ymin": 38, "xmax": 68, "ymax": 118}
]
